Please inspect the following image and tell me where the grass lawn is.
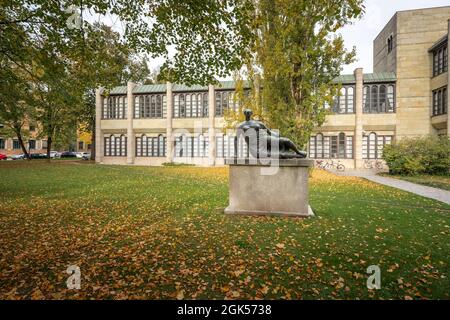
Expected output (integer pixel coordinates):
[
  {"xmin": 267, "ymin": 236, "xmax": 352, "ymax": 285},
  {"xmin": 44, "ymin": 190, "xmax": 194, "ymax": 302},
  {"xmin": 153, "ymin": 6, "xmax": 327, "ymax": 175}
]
[
  {"xmin": 0, "ymin": 161, "xmax": 449, "ymax": 300},
  {"xmin": 381, "ymin": 174, "xmax": 450, "ymax": 191}
]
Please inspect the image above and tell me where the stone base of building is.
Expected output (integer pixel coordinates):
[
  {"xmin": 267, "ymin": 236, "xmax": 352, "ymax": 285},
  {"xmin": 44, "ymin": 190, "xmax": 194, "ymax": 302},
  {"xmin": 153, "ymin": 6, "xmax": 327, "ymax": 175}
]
[{"xmin": 224, "ymin": 158, "xmax": 315, "ymax": 218}]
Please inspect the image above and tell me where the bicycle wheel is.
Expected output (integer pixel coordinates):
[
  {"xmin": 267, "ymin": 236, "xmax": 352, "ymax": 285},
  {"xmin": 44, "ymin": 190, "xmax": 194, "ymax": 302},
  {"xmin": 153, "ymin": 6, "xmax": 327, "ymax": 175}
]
[{"xmin": 337, "ymin": 164, "xmax": 345, "ymax": 172}]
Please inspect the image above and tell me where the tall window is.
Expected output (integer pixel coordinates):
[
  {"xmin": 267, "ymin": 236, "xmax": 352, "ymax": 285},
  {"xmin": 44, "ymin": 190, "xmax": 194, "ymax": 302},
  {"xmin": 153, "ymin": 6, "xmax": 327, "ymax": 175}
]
[
  {"xmin": 102, "ymin": 96, "xmax": 127, "ymax": 119},
  {"xmin": 362, "ymin": 133, "xmax": 393, "ymax": 159},
  {"xmin": 309, "ymin": 133, "xmax": 353, "ymax": 159},
  {"xmin": 134, "ymin": 94, "xmax": 166, "ymax": 119},
  {"xmin": 104, "ymin": 135, "xmax": 127, "ymax": 157},
  {"xmin": 333, "ymin": 86, "xmax": 355, "ymax": 114},
  {"xmin": 29, "ymin": 140, "xmax": 36, "ymax": 150},
  {"xmin": 136, "ymin": 134, "xmax": 166, "ymax": 157},
  {"xmin": 173, "ymin": 93, "xmax": 208, "ymax": 118},
  {"xmin": 174, "ymin": 134, "xmax": 209, "ymax": 157},
  {"xmin": 0, "ymin": 138, "xmax": 4, "ymax": 149},
  {"xmin": 387, "ymin": 35, "xmax": 394, "ymax": 54},
  {"xmin": 13, "ymin": 139, "xmax": 20, "ymax": 149},
  {"xmin": 432, "ymin": 42, "xmax": 448, "ymax": 77},
  {"xmin": 215, "ymin": 91, "xmax": 239, "ymax": 116},
  {"xmin": 432, "ymin": 86, "xmax": 448, "ymax": 116},
  {"xmin": 363, "ymin": 84, "xmax": 395, "ymax": 113}
]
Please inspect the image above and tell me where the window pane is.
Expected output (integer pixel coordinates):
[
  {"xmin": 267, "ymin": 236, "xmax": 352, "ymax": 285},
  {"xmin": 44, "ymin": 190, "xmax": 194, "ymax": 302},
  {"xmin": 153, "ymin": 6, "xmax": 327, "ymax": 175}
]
[
  {"xmin": 379, "ymin": 85, "xmax": 387, "ymax": 113},
  {"xmin": 347, "ymin": 87, "xmax": 354, "ymax": 113}
]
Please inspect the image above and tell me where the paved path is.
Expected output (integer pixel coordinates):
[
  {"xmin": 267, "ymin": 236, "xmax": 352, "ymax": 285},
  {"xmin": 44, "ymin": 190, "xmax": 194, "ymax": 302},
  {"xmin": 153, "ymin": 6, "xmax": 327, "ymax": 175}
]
[{"xmin": 335, "ymin": 170, "xmax": 450, "ymax": 205}]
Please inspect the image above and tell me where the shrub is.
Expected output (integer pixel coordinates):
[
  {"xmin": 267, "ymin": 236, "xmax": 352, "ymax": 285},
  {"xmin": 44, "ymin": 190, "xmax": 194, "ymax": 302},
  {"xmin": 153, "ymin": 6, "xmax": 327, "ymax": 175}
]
[{"xmin": 382, "ymin": 136, "xmax": 450, "ymax": 176}]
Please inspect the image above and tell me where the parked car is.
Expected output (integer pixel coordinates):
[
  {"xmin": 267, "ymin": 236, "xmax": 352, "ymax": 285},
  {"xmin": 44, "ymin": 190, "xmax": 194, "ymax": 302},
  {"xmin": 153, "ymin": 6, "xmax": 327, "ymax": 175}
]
[
  {"xmin": 9, "ymin": 154, "xmax": 24, "ymax": 160},
  {"xmin": 0, "ymin": 153, "xmax": 7, "ymax": 160},
  {"xmin": 29, "ymin": 153, "xmax": 48, "ymax": 159},
  {"xmin": 81, "ymin": 152, "xmax": 91, "ymax": 160},
  {"xmin": 50, "ymin": 151, "xmax": 60, "ymax": 158},
  {"xmin": 59, "ymin": 151, "xmax": 77, "ymax": 158}
]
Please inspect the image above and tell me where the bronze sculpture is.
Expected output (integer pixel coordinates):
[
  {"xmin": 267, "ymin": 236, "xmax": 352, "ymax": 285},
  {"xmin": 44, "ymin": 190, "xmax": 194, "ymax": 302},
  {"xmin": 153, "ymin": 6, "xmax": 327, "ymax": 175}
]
[{"xmin": 236, "ymin": 109, "xmax": 307, "ymax": 159}]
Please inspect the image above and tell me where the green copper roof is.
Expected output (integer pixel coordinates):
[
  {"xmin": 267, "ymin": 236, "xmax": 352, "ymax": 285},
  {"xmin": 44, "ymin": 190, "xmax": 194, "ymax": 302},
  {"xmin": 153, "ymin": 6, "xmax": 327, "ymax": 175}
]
[
  {"xmin": 109, "ymin": 86, "xmax": 127, "ymax": 95},
  {"xmin": 333, "ymin": 72, "xmax": 396, "ymax": 84},
  {"xmin": 108, "ymin": 74, "xmax": 395, "ymax": 95},
  {"xmin": 134, "ymin": 83, "xmax": 167, "ymax": 94}
]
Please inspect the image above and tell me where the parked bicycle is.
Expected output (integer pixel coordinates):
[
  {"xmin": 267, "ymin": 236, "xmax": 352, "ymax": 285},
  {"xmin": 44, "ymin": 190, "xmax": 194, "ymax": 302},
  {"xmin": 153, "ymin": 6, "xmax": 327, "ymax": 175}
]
[
  {"xmin": 315, "ymin": 159, "xmax": 345, "ymax": 172},
  {"xmin": 363, "ymin": 159, "xmax": 384, "ymax": 170}
]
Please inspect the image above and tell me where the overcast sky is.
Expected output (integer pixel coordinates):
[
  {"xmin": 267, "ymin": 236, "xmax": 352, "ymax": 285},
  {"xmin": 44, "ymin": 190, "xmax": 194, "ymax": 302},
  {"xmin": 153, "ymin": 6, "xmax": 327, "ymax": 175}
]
[
  {"xmin": 340, "ymin": 0, "xmax": 450, "ymax": 74},
  {"xmin": 97, "ymin": 1, "xmax": 450, "ymax": 78}
]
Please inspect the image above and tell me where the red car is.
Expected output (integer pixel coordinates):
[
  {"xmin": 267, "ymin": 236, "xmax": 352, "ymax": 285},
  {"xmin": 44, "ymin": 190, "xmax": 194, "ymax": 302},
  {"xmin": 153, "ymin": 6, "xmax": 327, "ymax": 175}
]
[{"xmin": 0, "ymin": 154, "xmax": 7, "ymax": 160}]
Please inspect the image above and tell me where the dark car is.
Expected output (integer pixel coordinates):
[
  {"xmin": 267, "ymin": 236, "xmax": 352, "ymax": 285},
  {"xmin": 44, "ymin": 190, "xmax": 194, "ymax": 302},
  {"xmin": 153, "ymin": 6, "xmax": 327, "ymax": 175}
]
[
  {"xmin": 28, "ymin": 153, "xmax": 48, "ymax": 159},
  {"xmin": 60, "ymin": 151, "xmax": 77, "ymax": 158},
  {"xmin": 0, "ymin": 153, "xmax": 7, "ymax": 160}
]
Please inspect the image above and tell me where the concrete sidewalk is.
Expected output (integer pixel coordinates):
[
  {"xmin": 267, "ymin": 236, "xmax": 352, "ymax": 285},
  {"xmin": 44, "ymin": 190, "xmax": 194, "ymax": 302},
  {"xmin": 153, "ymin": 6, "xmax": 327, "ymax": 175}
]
[{"xmin": 335, "ymin": 170, "xmax": 450, "ymax": 205}]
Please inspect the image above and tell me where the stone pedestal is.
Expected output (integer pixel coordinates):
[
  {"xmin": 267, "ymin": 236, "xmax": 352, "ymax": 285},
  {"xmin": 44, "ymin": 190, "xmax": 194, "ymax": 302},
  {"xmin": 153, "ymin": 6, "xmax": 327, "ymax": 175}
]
[{"xmin": 224, "ymin": 158, "xmax": 314, "ymax": 217}]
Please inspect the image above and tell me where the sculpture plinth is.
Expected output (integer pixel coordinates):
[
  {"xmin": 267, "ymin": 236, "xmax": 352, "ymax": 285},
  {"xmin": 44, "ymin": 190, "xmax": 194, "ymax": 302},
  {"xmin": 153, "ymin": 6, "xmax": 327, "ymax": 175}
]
[{"xmin": 224, "ymin": 158, "xmax": 315, "ymax": 217}]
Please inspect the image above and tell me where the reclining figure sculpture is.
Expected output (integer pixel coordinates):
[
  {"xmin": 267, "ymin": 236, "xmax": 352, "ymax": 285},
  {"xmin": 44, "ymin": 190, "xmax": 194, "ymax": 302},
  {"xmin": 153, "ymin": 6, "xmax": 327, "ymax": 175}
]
[{"xmin": 236, "ymin": 109, "xmax": 307, "ymax": 159}]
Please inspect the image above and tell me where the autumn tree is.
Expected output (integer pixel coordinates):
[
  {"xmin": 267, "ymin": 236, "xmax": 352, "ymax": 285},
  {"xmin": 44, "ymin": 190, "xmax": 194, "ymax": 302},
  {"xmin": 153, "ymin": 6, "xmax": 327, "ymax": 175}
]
[{"xmin": 248, "ymin": 0, "xmax": 364, "ymax": 147}]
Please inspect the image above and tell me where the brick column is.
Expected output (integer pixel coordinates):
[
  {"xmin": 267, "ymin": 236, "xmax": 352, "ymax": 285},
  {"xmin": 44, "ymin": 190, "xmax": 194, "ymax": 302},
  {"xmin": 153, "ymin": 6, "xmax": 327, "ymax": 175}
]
[
  {"xmin": 208, "ymin": 84, "xmax": 216, "ymax": 166},
  {"xmin": 166, "ymin": 82, "xmax": 174, "ymax": 162},
  {"xmin": 354, "ymin": 68, "xmax": 364, "ymax": 169},
  {"xmin": 95, "ymin": 87, "xmax": 103, "ymax": 163},
  {"xmin": 126, "ymin": 82, "xmax": 136, "ymax": 164}
]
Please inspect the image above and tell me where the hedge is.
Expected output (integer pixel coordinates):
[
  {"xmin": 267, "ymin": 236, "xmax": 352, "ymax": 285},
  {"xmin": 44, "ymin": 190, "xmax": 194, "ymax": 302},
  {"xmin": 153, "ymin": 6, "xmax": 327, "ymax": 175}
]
[{"xmin": 382, "ymin": 135, "xmax": 450, "ymax": 176}]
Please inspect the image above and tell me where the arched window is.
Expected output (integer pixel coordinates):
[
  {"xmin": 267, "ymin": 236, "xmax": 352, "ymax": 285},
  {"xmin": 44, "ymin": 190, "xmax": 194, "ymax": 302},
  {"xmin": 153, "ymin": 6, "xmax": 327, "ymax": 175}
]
[
  {"xmin": 162, "ymin": 95, "xmax": 167, "ymax": 118},
  {"xmin": 339, "ymin": 88, "xmax": 346, "ymax": 114},
  {"xmin": 108, "ymin": 97, "xmax": 114, "ymax": 118},
  {"xmin": 185, "ymin": 94, "xmax": 191, "ymax": 118},
  {"xmin": 158, "ymin": 134, "xmax": 165, "ymax": 157},
  {"xmin": 144, "ymin": 96, "xmax": 150, "ymax": 118},
  {"xmin": 203, "ymin": 93, "xmax": 208, "ymax": 117},
  {"xmin": 156, "ymin": 95, "xmax": 162, "ymax": 118},
  {"xmin": 198, "ymin": 134, "xmax": 205, "ymax": 157},
  {"xmin": 173, "ymin": 94, "xmax": 179, "ymax": 118},
  {"xmin": 179, "ymin": 94, "xmax": 185, "ymax": 118},
  {"xmin": 143, "ymin": 135, "xmax": 149, "ymax": 156},
  {"xmin": 338, "ymin": 133, "xmax": 346, "ymax": 159},
  {"xmin": 138, "ymin": 96, "xmax": 145, "ymax": 118},
  {"xmin": 104, "ymin": 135, "xmax": 111, "ymax": 156},
  {"xmin": 215, "ymin": 92, "xmax": 222, "ymax": 116},
  {"xmin": 363, "ymin": 86, "xmax": 370, "ymax": 113},
  {"xmin": 387, "ymin": 85, "xmax": 395, "ymax": 113},
  {"xmin": 120, "ymin": 135, "xmax": 126, "ymax": 156},
  {"xmin": 102, "ymin": 97, "xmax": 108, "ymax": 118},
  {"xmin": 378, "ymin": 85, "xmax": 387, "ymax": 113},
  {"xmin": 370, "ymin": 86, "xmax": 378, "ymax": 113},
  {"xmin": 316, "ymin": 133, "xmax": 324, "ymax": 158},
  {"xmin": 216, "ymin": 135, "xmax": 224, "ymax": 158},
  {"xmin": 368, "ymin": 132, "xmax": 376, "ymax": 159},
  {"xmin": 222, "ymin": 92, "xmax": 229, "ymax": 113},
  {"xmin": 150, "ymin": 95, "xmax": 156, "ymax": 117},
  {"xmin": 347, "ymin": 87, "xmax": 354, "ymax": 113},
  {"xmin": 443, "ymin": 88, "xmax": 447, "ymax": 114},
  {"xmin": 118, "ymin": 97, "xmax": 123, "ymax": 119},
  {"xmin": 362, "ymin": 133, "xmax": 393, "ymax": 159},
  {"xmin": 115, "ymin": 97, "xmax": 120, "ymax": 118}
]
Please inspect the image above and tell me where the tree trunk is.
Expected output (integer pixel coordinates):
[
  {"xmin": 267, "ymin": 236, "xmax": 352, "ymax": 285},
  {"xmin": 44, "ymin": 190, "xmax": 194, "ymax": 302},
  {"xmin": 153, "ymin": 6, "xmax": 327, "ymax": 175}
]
[
  {"xmin": 14, "ymin": 126, "xmax": 30, "ymax": 160},
  {"xmin": 91, "ymin": 130, "xmax": 95, "ymax": 161},
  {"xmin": 90, "ymin": 117, "xmax": 95, "ymax": 161},
  {"xmin": 46, "ymin": 136, "xmax": 52, "ymax": 162}
]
